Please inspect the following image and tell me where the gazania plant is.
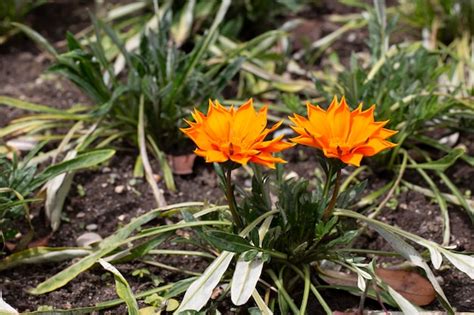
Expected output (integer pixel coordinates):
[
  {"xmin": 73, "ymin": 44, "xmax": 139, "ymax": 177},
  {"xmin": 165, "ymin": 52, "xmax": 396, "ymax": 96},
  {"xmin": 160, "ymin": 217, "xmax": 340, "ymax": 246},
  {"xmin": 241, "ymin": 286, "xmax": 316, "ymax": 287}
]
[
  {"xmin": 11, "ymin": 96, "xmax": 473, "ymax": 314},
  {"xmin": 173, "ymin": 97, "xmax": 473, "ymax": 314}
]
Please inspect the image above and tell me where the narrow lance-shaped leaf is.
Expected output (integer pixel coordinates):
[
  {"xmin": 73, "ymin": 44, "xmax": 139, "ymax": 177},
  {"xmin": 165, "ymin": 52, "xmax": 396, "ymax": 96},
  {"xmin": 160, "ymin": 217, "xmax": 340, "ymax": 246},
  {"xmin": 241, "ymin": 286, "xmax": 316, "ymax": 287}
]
[
  {"xmin": 231, "ymin": 253, "xmax": 264, "ymax": 306},
  {"xmin": 31, "ymin": 149, "xmax": 115, "ymax": 190},
  {"xmin": 99, "ymin": 259, "xmax": 139, "ymax": 315},
  {"xmin": 171, "ymin": 0, "xmax": 196, "ymax": 47},
  {"xmin": 369, "ymin": 224, "xmax": 454, "ymax": 313},
  {"xmin": 12, "ymin": 22, "xmax": 58, "ymax": 58},
  {"xmin": 175, "ymin": 251, "xmax": 235, "ymax": 313},
  {"xmin": 0, "ymin": 247, "xmax": 90, "ymax": 272},
  {"xmin": 407, "ymin": 148, "xmax": 465, "ymax": 171},
  {"xmin": 0, "ymin": 293, "xmax": 18, "ymax": 314},
  {"xmin": 45, "ymin": 150, "xmax": 77, "ymax": 231},
  {"xmin": 30, "ymin": 202, "xmax": 202, "ymax": 294},
  {"xmin": 231, "ymin": 215, "xmax": 273, "ymax": 305}
]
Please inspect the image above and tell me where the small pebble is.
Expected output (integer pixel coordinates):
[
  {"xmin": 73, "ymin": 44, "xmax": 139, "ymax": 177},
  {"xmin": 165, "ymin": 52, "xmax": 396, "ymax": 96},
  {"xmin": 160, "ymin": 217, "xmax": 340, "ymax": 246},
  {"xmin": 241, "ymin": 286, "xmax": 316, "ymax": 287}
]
[
  {"xmin": 284, "ymin": 171, "xmax": 299, "ymax": 180},
  {"xmin": 76, "ymin": 232, "xmax": 102, "ymax": 247},
  {"xmin": 101, "ymin": 183, "xmax": 108, "ymax": 188},
  {"xmin": 86, "ymin": 224, "xmax": 98, "ymax": 231},
  {"xmin": 76, "ymin": 212, "xmax": 85, "ymax": 218},
  {"xmin": 117, "ymin": 214, "xmax": 126, "ymax": 221},
  {"xmin": 115, "ymin": 185, "xmax": 125, "ymax": 194}
]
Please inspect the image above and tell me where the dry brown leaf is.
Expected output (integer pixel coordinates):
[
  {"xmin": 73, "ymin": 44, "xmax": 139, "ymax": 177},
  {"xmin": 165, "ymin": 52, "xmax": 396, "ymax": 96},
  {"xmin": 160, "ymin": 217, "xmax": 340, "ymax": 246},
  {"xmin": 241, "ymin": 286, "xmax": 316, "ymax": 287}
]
[
  {"xmin": 375, "ymin": 268, "xmax": 436, "ymax": 306},
  {"xmin": 27, "ymin": 233, "xmax": 52, "ymax": 248},
  {"xmin": 320, "ymin": 267, "xmax": 436, "ymax": 306}
]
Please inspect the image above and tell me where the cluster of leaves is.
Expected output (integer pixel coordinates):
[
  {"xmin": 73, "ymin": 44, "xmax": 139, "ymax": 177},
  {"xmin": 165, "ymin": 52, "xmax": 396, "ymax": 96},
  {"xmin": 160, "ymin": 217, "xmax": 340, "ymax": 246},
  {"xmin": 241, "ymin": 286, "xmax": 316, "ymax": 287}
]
[
  {"xmin": 52, "ymin": 7, "xmax": 242, "ymax": 154},
  {"xmin": 0, "ymin": 152, "xmax": 39, "ymax": 244},
  {"xmin": 0, "ymin": 0, "xmax": 473, "ymax": 314},
  {"xmin": 0, "ymin": 146, "xmax": 114, "ymax": 250},
  {"xmin": 398, "ymin": 0, "xmax": 473, "ymax": 43}
]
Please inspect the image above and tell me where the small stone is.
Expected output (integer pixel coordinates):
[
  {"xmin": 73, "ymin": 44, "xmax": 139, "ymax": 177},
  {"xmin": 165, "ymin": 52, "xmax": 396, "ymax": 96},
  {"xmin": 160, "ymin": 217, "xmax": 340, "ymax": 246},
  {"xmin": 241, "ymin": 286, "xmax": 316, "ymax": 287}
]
[
  {"xmin": 102, "ymin": 167, "xmax": 111, "ymax": 173},
  {"xmin": 117, "ymin": 214, "xmax": 126, "ymax": 221},
  {"xmin": 86, "ymin": 224, "xmax": 98, "ymax": 231},
  {"xmin": 115, "ymin": 185, "xmax": 125, "ymax": 194},
  {"xmin": 284, "ymin": 171, "xmax": 299, "ymax": 180},
  {"xmin": 101, "ymin": 183, "xmax": 108, "ymax": 188},
  {"xmin": 76, "ymin": 232, "xmax": 103, "ymax": 247},
  {"xmin": 76, "ymin": 212, "xmax": 85, "ymax": 218}
]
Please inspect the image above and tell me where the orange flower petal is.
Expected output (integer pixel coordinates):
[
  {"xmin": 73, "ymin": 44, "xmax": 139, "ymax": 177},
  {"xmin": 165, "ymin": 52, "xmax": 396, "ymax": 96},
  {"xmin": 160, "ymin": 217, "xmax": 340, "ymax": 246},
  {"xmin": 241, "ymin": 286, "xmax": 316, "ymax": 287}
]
[
  {"xmin": 289, "ymin": 96, "xmax": 397, "ymax": 167},
  {"xmin": 182, "ymin": 99, "xmax": 292, "ymax": 168}
]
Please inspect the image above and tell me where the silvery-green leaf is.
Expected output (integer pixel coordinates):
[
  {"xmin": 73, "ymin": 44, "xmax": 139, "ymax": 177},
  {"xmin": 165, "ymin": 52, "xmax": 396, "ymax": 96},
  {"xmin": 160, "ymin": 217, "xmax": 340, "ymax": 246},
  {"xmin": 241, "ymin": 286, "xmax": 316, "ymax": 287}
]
[
  {"xmin": 357, "ymin": 273, "xmax": 366, "ymax": 292},
  {"xmin": 387, "ymin": 285, "xmax": 420, "ymax": 315},
  {"xmin": 369, "ymin": 224, "xmax": 453, "ymax": 312},
  {"xmin": 442, "ymin": 251, "xmax": 474, "ymax": 279},
  {"xmin": 0, "ymin": 293, "xmax": 18, "ymax": 314},
  {"xmin": 45, "ymin": 150, "xmax": 77, "ymax": 231},
  {"xmin": 427, "ymin": 245, "xmax": 443, "ymax": 269},
  {"xmin": 252, "ymin": 290, "xmax": 273, "ymax": 315},
  {"xmin": 171, "ymin": 0, "xmax": 196, "ymax": 47},
  {"xmin": 175, "ymin": 251, "xmax": 234, "ymax": 313},
  {"xmin": 231, "ymin": 253, "xmax": 264, "ymax": 305},
  {"xmin": 99, "ymin": 259, "xmax": 139, "ymax": 315}
]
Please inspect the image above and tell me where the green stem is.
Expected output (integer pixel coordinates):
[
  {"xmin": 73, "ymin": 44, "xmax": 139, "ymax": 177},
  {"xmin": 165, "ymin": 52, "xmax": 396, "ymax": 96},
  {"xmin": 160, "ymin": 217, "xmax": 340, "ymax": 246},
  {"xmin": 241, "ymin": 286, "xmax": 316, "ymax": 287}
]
[
  {"xmin": 288, "ymin": 263, "xmax": 332, "ymax": 315},
  {"xmin": 322, "ymin": 164, "xmax": 334, "ymax": 200},
  {"xmin": 322, "ymin": 169, "xmax": 341, "ymax": 221},
  {"xmin": 300, "ymin": 265, "xmax": 310, "ymax": 315},
  {"xmin": 226, "ymin": 167, "xmax": 243, "ymax": 229},
  {"xmin": 267, "ymin": 269, "xmax": 299, "ymax": 314}
]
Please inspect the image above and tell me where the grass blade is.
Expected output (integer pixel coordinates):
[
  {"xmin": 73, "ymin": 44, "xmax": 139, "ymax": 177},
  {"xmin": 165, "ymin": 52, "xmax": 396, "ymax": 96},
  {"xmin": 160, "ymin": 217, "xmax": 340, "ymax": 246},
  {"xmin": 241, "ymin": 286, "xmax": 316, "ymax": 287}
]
[
  {"xmin": 0, "ymin": 247, "xmax": 90, "ymax": 272},
  {"xmin": 12, "ymin": 22, "xmax": 58, "ymax": 57}
]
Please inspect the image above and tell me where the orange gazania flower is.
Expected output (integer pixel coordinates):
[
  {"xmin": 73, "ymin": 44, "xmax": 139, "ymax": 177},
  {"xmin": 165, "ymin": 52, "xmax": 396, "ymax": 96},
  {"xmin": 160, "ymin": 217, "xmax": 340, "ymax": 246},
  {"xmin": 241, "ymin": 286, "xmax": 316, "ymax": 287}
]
[
  {"xmin": 181, "ymin": 99, "xmax": 294, "ymax": 168},
  {"xmin": 289, "ymin": 96, "xmax": 397, "ymax": 167}
]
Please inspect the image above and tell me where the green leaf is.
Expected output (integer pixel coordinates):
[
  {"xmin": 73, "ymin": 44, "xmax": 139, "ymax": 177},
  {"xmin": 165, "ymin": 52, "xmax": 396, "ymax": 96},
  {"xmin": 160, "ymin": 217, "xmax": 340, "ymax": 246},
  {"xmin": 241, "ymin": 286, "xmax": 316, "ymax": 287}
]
[
  {"xmin": 369, "ymin": 224, "xmax": 453, "ymax": 313},
  {"xmin": 386, "ymin": 285, "xmax": 421, "ymax": 314},
  {"xmin": 231, "ymin": 252, "xmax": 264, "ymax": 305},
  {"xmin": 442, "ymin": 251, "xmax": 474, "ymax": 279},
  {"xmin": 29, "ymin": 202, "xmax": 202, "ymax": 294},
  {"xmin": 169, "ymin": 0, "xmax": 231, "ymax": 103},
  {"xmin": 0, "ymin": 96, "xmax": 63, "ymax": 114},
  {"xmin": 205, "ymin": 230, "xmax": 256, "ymax": 253},
  {"xmin": 99, "ymin": 260, "xmax": 139, "ymax": 315},
  {"xmin": 436, "ymin": 171, "xmax": 474, "ymax": 223},
  {"xmin": 407, "ymin": 148, "xmax": 465, "ymax": 171},
  {"xmin": 417, "ymin": 135, "xmax": 474, "ymax": 167},
  {"xmin": 0, "ymin": 247, "xmax": 90, "ymax": 272},
  {"xmin": 175, "ymin": 251, "xmax": 234, "ymax": 313},
  {"xmin": 31, "ymin": 149, "xmax": 115, "ymax": 190},
  {"xmin": 334, "ymin": 209, "xmax": 454, "ymax": 313},
  {"xmin": 12, "ymin": 22, "xmax": 58, "ymax": 57},
  {"xmin": 171, "ymin": 0, "xmax": 196, "ymax": 47},
  {"xmin": 45, "ymin": 150, "xmax": 77, "ymax": 231},
  {"xmin": 0, "ymin": 294, "xmax": 17, "ymax": 314}
]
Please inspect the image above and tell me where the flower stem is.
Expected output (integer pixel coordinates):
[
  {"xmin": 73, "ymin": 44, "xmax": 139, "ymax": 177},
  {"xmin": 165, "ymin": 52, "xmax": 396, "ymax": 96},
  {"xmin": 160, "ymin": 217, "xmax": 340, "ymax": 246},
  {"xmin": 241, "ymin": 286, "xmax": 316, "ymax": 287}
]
[
  {"xmin": 322, "ymin": 169, "xmax": 341, "ymax": 221},
  {"xmin": 225, "ymin": 168, "xmax": 243, "ymax": 229}
]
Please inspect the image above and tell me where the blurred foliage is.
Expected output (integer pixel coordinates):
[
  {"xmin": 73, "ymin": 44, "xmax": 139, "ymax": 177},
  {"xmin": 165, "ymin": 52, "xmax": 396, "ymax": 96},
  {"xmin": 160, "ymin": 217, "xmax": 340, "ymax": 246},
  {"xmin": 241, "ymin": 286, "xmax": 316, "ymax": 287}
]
[
  {"xmin": 0, "ymin": 0, "xmax": 46, "ymax": 40},
  {"xmin": 52, "ymin": 8, "xmax": 242, "ymax": 154},
  {"xmin": 398, "ymin": 0, "xmax": 473, "ymax": 43}
]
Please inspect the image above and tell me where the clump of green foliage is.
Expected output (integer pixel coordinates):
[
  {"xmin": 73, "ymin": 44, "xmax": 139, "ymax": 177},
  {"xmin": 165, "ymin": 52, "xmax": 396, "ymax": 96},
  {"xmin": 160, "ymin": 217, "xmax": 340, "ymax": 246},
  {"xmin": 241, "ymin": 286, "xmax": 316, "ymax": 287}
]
[{"xmin": 0, "ymin": 147, "xmax": 114, "ymax": 252}]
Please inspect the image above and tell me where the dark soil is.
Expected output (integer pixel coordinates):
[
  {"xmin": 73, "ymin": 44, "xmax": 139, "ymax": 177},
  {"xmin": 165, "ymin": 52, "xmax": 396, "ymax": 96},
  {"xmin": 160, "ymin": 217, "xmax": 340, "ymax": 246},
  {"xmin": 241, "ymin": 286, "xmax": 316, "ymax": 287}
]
[{"xmin": 0, "ymin": 1, "xmax": 473, "ymax": 314}]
